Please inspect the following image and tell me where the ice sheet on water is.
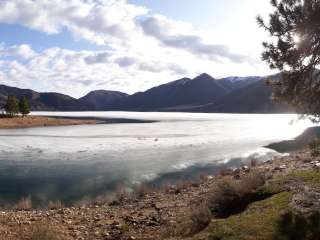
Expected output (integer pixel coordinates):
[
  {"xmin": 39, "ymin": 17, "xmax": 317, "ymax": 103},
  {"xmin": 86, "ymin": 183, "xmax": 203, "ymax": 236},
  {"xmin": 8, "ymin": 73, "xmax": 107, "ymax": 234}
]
[
  {"xmin": 0, "ymin": 112, "xmax": 315, "ymax": 205},
  {"xmin": 0, "ymin": 113, "xmax": 312, "ymax": 164}
]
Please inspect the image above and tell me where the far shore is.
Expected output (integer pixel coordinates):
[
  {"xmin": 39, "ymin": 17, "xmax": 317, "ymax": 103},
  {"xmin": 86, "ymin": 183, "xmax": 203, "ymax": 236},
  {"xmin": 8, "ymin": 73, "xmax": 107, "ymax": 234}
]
[
  {"xmin": 0, "ymin": 115, "xmax": 157, "ymax": 129},
  {"xmin": 0, "ymin": 115, "xmax": 103, "ymax": 129}
]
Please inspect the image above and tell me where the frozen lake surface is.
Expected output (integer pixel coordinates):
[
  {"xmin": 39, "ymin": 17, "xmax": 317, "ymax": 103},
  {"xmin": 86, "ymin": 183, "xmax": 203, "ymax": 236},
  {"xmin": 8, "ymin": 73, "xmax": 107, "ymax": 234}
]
[{"xmin": 0, "ymin": 112, "xmax": 313, "ymax": 206}]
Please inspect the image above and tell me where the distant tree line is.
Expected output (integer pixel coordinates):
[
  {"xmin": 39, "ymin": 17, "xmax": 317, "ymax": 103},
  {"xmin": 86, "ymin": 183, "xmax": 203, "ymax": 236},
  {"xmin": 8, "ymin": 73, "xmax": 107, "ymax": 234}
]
[{"xmin": 2, "ymin": 95, "xmax": 30, "ymax": 117}]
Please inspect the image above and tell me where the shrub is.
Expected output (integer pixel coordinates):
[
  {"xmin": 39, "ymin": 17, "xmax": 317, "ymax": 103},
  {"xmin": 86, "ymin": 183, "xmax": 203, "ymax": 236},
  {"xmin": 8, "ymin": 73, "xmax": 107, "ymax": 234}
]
[
  {"xmin": 207, "ymin": 171, "xmax": 266, "ymax": 218},
  {"xmin": 48, "ymin": 200, "xmax": 63, "ymax": 210},
  {"xmin": 250, "ymin": 158, "xmax": 258, "ymax": 167},
  {"xmin": 274, "ymin": 211, "xmax": 320, "ymax": 240},
  {"xmin": 16, "ymin": 196, "xmax": 32, "ymax": 211},
  {"xmin": 309, "ymin": 138, "xmax": 320, "ymax": 157},
  {"xmin": 133, "ymin": 183, "xmax": 154, "ymax": 198},
  {"xmin": 175, "ymin": 204, "xmax": 212, "ymax": 237},
  {"xmin": 93, "ymin": 195, "xmax": 112, "ymax": 206}
]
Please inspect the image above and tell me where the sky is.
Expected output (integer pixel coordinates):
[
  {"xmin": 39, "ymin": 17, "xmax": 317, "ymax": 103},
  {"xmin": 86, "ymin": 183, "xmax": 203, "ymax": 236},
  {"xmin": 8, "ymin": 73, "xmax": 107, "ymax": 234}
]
[{"xmin": 0, "ymin": 0, "xmax": 276, "ymax": 98}]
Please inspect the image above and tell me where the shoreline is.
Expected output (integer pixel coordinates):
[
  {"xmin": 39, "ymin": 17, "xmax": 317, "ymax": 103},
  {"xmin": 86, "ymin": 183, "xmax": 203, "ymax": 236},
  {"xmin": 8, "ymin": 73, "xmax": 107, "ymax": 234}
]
[
  {"xmin": 265, "ymin": 126, "xmax": 320, "ymax": 152},
  {"xmin": 0, "ymin": 115, "xmax": 156, "ymax": 129},
  {"xmin": 0, "ymin": 116, "xmax": 102, "ymax": 129},
  {"xmin": 0, "ymin": 149, "xmax": 319, "ymax": 239}
]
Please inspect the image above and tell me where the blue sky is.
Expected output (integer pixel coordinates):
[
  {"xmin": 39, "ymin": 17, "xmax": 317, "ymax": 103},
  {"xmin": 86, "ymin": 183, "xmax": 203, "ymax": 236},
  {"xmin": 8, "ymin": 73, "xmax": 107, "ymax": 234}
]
[
  {"xmin": 0, "ymin": 24, "xmax": 104, "ymax": 51},
  {"xmin": 0, "ymin": 0, "xmax": 274, "ymax": 97}
]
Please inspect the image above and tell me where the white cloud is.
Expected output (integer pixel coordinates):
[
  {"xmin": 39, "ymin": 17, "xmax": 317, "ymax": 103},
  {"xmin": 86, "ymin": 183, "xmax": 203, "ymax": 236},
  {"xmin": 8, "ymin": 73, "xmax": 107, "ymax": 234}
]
[
  {"xmin": 0, "ymin": 44, "xmax": 192, "ymax": 97},
  {"xmin": 0, "ymin": 44, "xmax": 36, "ymax": 59},
  {"xmin": 0, "ymin": 0, "xmax": 273, "ymax": 96},
  {"xmin": 0, "ymin": 0, "xmax": 148, "ymax": 46},
  {"xmin": 139, "ymin": 15, "xmax": 255, "ymax": 63}
]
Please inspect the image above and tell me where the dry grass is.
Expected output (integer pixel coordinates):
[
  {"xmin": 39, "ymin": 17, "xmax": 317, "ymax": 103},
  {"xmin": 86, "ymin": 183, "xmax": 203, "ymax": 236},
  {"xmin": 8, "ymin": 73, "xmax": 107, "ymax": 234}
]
[
  {"xmin": 24, "ymin": 222, "xmax": 64, "ymax": 240},
  {"xmin": 250, "ymin": 158, "xmax": 258, "ymax": 167},
  {"xmin": 15, "ymin": 196, "xmax": 32, "ymax": 211},
  {"xmin": 133, "ymin": 183, "xmax": 155, "ymax": 198},
  {"xmin": 48, "ymin": 200, "xmax": 63, "ymax": 210},
  {"xmin": 171, "ymin": 171, "xmax": 267, "ymax": 238},
  {"xmin": 0, "ymin": 116, "xmax": 99, "ymax": 128},
  {"xmin": 175, "ymin": 204, "xmax": 212, "ymax": 237}
]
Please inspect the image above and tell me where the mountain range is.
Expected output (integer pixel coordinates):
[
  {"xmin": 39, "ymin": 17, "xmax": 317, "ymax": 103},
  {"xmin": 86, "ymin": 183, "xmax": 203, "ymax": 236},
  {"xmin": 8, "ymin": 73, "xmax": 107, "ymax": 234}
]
[{"xmin": 0, "ymin": 73, "xmax": 292, "ymax": 113}]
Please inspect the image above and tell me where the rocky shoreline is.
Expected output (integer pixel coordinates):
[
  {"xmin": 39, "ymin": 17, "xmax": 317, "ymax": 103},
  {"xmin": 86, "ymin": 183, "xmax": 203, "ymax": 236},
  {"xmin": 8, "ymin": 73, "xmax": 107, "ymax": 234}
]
[{"xmin": 1, "ymin": 148, "xmax": 319, "ymax": 240}]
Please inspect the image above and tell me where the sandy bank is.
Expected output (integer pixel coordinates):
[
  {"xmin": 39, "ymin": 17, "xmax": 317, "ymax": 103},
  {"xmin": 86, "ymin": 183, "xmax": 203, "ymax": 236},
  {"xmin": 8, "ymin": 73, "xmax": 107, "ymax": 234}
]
[{"xmin": 0, "ymin": 116, "xmax": 102, "ymax": 128}]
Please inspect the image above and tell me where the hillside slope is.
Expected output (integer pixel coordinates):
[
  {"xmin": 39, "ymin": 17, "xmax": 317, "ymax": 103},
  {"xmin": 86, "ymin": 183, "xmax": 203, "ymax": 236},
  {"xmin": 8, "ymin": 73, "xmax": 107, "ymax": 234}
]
[
  {"xmin": 109, "ymin": 74, "xmax": 233, "ymax": 111},
  {"xmin": 79, "ymin": 90, "xmax": 128, "ymax": 110},
  {"xmin": 197, "ymin": 78, "xmax": 292, "ymax": 113}
]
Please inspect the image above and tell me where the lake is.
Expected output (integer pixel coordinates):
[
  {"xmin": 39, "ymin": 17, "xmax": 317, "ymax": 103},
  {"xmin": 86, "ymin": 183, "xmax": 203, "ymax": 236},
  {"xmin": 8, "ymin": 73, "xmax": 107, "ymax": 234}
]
[{"xmin": 0, "ymin": 112, "xmax": 313, "ymax": 207}]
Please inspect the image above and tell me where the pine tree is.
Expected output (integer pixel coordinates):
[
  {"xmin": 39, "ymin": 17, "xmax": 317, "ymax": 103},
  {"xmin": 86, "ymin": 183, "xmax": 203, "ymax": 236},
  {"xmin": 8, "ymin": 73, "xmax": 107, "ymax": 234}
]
[
  {"xmin": 257, "ymin": 0, "xmax": 320, "ymax": 121},
  {"xmin": 19, "ymin": 96, "xmax": 30, "ymax": 117},
  {"xmin": 4, "ymin": 95, "xmax": 19, "ymax": 117}
]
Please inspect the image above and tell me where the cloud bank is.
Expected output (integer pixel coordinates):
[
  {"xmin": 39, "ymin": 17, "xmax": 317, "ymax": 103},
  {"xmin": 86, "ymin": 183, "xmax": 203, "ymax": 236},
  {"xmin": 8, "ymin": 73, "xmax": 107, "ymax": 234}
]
[{"xmin": 0, "ymin": 0, "xmax": 268, "ymax": 97}]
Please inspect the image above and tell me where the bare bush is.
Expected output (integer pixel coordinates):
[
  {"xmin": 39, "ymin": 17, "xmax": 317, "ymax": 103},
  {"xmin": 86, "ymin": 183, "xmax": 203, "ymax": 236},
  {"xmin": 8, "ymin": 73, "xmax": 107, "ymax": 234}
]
[
  {"xmin": 48, "ymin": 200, "xmax": 63, "ymax": 210},
  {"xmin": 93, "ymin": 195, "xmax": 113, "ymax": 206},
  {"xmin": 200, "ymin": 173, "xmax": 209, "ymax": 182},
  {"xmin": 133, "ymin": 183, "xmax": 154, "ymax": 198},
  {"xmin": 16, "ymin": 196, "xmax": 32, "ymax": 211},
  {"xmin": 115, "ymin": 184, "xmax": 131, "ymax": 202},
  {"xmin": 207, "ymin": 171, "xmax": 266, "ymax": 217},
  {"xmin": 250, "ymin": 158, "xmax": 258, "ymax": 167},
  {"xmin": 175, "ymin": 204, "xmax": 212, "ymax": 237}
]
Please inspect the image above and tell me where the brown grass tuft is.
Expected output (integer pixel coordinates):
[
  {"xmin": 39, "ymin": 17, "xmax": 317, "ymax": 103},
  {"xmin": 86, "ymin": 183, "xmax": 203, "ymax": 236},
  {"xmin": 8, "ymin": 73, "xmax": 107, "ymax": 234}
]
[
  {"xmin": 29, "ymin": 223, "xmax": 63, "ymax": 240},
  {"xmin": 48, "ymin": 200, "xmax": 63, "ymax": 210},
  {"xmin": 174, "ymin": 204, "xmax": 212, "ymax": 237},
  {"xmin": 16, "ymin": 196, "xmax": 32, "ymax": 211}
]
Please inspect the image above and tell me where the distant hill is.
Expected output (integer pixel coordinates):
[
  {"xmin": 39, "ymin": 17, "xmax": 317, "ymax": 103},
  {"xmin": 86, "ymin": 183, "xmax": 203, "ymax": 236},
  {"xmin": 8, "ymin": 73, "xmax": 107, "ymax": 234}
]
[
  {"xmin": 196, "ymin": 78, "xmax": 292, "ymax": 113},
  {"xmin": 109, "ymin": 73, "xmax": 248, "ymax": 111},
  {"xmin": 0, "ymin": 73, "xmax": 293, "ymax": 113},
  {"xmin": 0, "ymin": 85, "xmax": 85, "ymax": 111},
  {"xmin": 0, "ymin": 85, "xmax": 126, "ymax": 111},
  {"xmin": 218, "ymin": 76, "xmax": 262, "ymax": 91},
  {"xmin": 79, "ymin": 90, "xmax": 128, "ymax": 110}
]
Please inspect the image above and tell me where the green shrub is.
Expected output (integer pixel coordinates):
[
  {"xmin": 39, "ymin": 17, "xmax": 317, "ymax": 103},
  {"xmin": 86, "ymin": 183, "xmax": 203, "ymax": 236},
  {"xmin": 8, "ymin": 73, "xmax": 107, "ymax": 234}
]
[
  {"xmin": 274, "ymin": 211, "xmax": 320, "ymax": 240},
  {"xmin": 309, "ymin": 138, "xmax": 320, "ymax": 157}
]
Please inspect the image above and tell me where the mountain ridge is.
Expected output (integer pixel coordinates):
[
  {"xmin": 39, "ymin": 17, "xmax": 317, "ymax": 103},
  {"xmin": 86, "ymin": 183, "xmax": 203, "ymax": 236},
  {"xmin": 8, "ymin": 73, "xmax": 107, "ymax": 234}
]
[{"xmin": 0, "ymin": 73, "xmax": 293, "ymax": 113}]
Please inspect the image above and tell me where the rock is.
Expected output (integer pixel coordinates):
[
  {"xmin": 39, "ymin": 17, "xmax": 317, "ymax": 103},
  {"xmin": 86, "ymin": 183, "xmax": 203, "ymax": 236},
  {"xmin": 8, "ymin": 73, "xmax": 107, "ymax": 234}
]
[
  {"xmin": 109, "ymin": 200, "xmax": 120, "ymax": 206},
  {"xmin": 232, "ymin": 168, "xmax": 240, "ymax": 175},
  {"xmin": 242, "ymin": 165, "xmax": 250, "ymax": 172},
  {"xmin": 274, "ymin": 165, "xmax": 287, "ymax": 171},
  {"xmin": 279, "ymin": 165, "xmax": 287, "ymax": 170},
  {"xmin": 314, "ymin": 163, "xmax": 320, "ymax": 168}
]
